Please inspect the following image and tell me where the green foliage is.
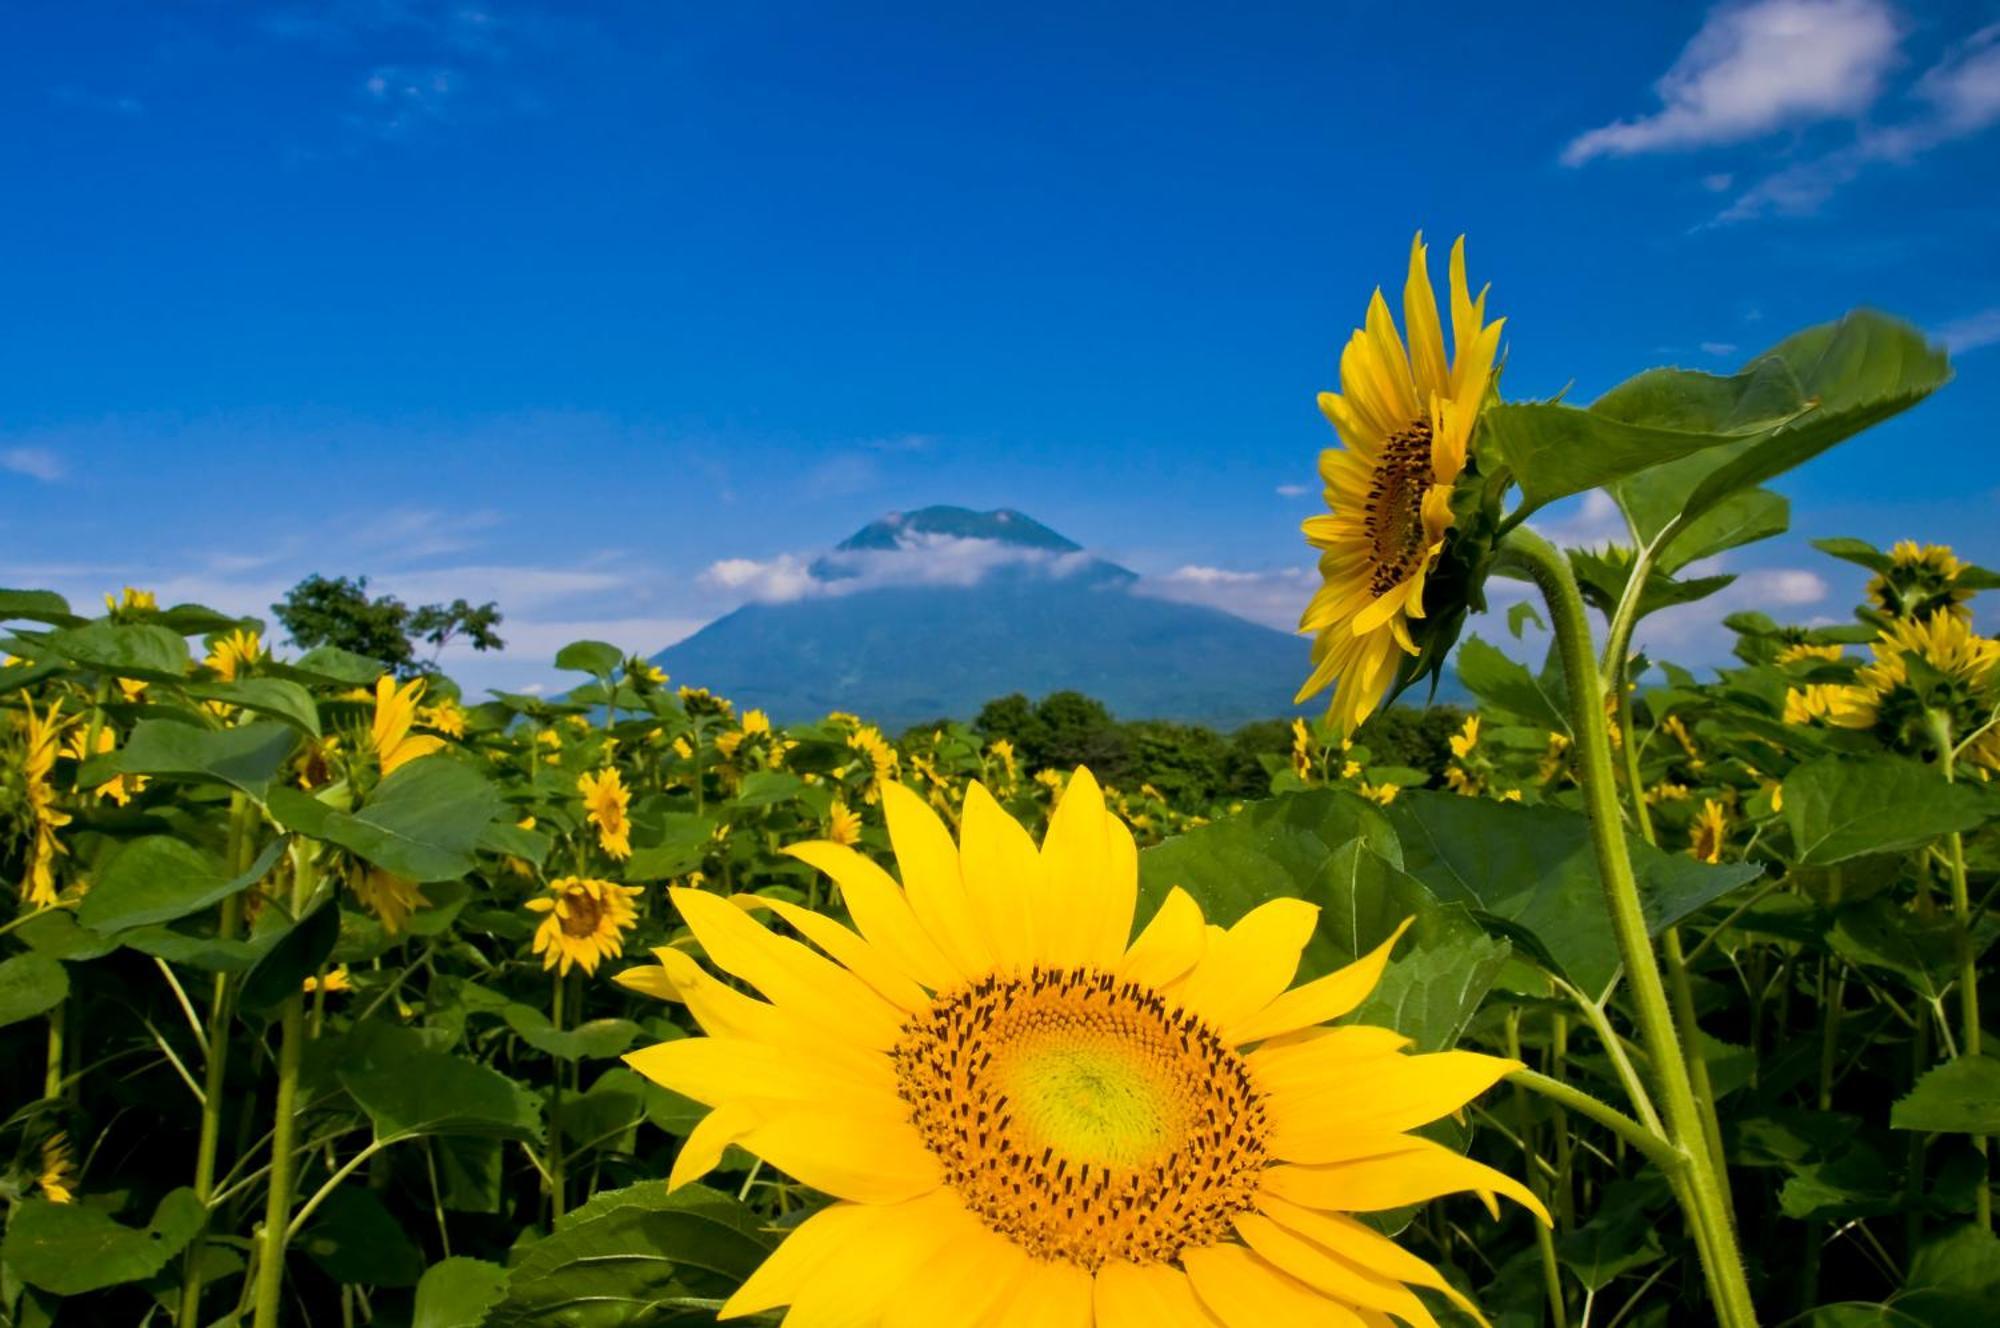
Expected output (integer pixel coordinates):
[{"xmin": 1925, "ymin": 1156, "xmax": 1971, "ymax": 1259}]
[{"xmin": 273, "ymin": 573, "xmax": 504, "ymax": 677}]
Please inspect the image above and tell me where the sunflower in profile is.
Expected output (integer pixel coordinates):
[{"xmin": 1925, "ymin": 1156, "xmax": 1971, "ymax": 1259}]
[
  {"xmin": 622, "ymin": 772, "xmax": 1540, "ymax": 1326},
  {"xmin": 370, "ymin": 675, "xmax": 445, "ymax": 776},
  {"xmin": 578, "ymin": 768, "xmax": 633, "ymax": 859},
  {"xmin": 1690, "ymin": 799, "xmax": 1729, "ymax": 864},
  {"xmin": 1298, "ymin": 235, "xmax": 1503, "ymax": 733},
  {"xmin": 1866, "ymin": 541, "xmax": 1972, "ymax": 623},
  {"xmin": 528, "ymin": 876, "xmax": 643, "ymax": 976}
]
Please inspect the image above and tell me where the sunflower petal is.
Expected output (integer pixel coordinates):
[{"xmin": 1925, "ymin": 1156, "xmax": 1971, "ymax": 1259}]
[
  {"xmin": 881, "ymin": 781, "xmax": 993, "ymax": 975},
  {"xmin": 1257, "ymin": 1194, "xmax": 1491, "ymax": 1328},
  {"xmin": 740, "ymin": 894, "xmax": 931, "ymax": 1014},
  {"xmin": 958, "ymin": 780, "xmax": 1043, "ymax": 970},
  {"xmin": 1262, "ymin": 1138, "xmax": 1552, "ymax": 1225},
  {"xmin": 1234, "ymin": 1212, "xmax": 1437, "ymax": 1323},
  {"xmin": 784, "ymin": 839, "xmax": 961, "ymax": 991},
  {"xmin": 1118, "ymin": 886, "xmax": 1208, "ymax": 989},
  {"xmin": 1227, "ymin": 918, "xmax": 1412, "ymax": 1045},
  {"xmin": 1183, "ymin": 1242, "xmax": 1370, "ymax": 1328},
  {"xmin": 1170, "ymin": 898, "xmax": 1320, "ymax": 1029},
  {"xmin": 1094, "ymin": 1259, "xmax": 1229, "ymax": 1328},
  {"xmin": 741, "ymin": 1108, "xmax": 943, "ymax": 1206}
]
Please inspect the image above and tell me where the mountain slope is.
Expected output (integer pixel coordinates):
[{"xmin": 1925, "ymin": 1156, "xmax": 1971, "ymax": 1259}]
[{"xmin": 653, "ymin": 506, "xmax": 1329, "ymax": 729}]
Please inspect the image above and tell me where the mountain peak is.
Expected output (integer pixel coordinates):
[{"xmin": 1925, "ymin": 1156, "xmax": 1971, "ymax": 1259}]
[{"xmin": 835, "ymin": 506, "xmax": 1081, "ymax": 554}]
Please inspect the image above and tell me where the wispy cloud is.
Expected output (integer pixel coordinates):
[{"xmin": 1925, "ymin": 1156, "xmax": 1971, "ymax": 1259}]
[
  {"xmin": 1135, "ymin": 565, "xmax": 1316, "ymax": 631},
  {"xmin": 1718, "ymin": 22, "xmax": 2000, "ymax": 221},
  {"xmin": 1, "ymin": 448, "xmax": 66, "ymax": 483},
  {"xmin": 1563, "ymin": 0, "xmax": 1902, "ymax": 165},
  {"xmin": 1936, "ymin": 307, "xmax": 2000, "ymax": 355},
  {"xmin": 1275, "ymin": 483, "xmax": 1310, "ymax": 498},
  {"xmin": 701, "ymin": 534, "xmax": 1111, "ymax": 606},
  {"xmin": 352, "ymin": 65, "xmax": 465, "ymax": 138}
]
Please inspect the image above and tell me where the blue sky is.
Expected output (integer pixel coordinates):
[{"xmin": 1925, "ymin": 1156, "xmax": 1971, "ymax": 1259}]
[{"xmin": 2, "ymin": 0, "xmax": 1997, "ymax": 695}]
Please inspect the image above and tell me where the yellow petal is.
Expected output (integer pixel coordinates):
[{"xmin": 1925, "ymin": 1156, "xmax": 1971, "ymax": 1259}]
[
  {"xmin": 1234, "ymin": 1212, "xmax": 1437, "ymax": 1323},
  {"xmin": 1182, "ymin": 1242, "xmax": 1370, "ymax": 1328},
  {"xmin": 881, "ymin": 781, "xmax": 993, "ymax": 976},
  {"xmin": 1227, "ymin": 919, "xmax": 1412, "ymax": 1045},
  {"xmin": 1402, "ymin": 232, "xmax": 1449, "ymax": 405},
  {"xmin": 1257, "ymin": 1194, "xmax": 1490, "ymax": 1328},
  {"xmin": 1039, "ymin": 766, "xmax": 1113, "ymax": 967},
  {"xmin": 759, "ymin": 1191, "xmax": 975, "ymax": 1326},
  {"xmin": 1262, "ymin": 1138, "xmax": 1551, "ymax": 1225},
  {"xmin": 784, "ymin": 839, "xmax": 961, "ymax": 990},
  {"xmin": 1170, "ymin": 898, "xmax": 1320, "ymax": 1029},
  {"xmin": 1270, "ymin": 1051, "xmax": 1523, "ymax": 1139},
  {"xmin": 739, "ymin": 1108, "xmax": 943, "ymax": 1206},
  {"xmin": 741, "ymin": 894, "xmax": 931, "ymax": 1014},
  {"xmin": 881, "ymin": 1218, "xmax": 1028, "ymax": 1328},
  {"xmin": 1118, "ymin": 886, "xmax": 1208, "ymax": 989},
  {"xmin": 621, "ymin": 1035, "xmax": 898, "ymax": 1112},
  {"xmin": 957, "ymin": 780, "xmax": 1043, "ymax": 970},
  {"xmin": 983, "ymin": 1256, "xmax": 1094, "ymax": 1327},
  {"xmin": 668, "ymin": 1101, "xmax": 759, "ymax": 1190},
  {"xmin": 670, "ymin": 887, "xmax": 904, "ymax": 1049},
  {"xmin": 1093, "ymin": 1259, "xmax": 1229, "ymax": 1328}
]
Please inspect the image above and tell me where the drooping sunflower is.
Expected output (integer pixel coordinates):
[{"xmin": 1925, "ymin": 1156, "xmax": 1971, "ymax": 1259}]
[
  {"xmin": 1298, "ymin": 234, "xmax": 1504, "ymax": 733},
  {"xmin": 578, "ymin": 768, "xmax": 633, "ymax": 859},
  {"xmin": 527, "ymin": 876, "xmax": 643, "ymax": 976},
  {"xmin": 1866, "ymin": 541, "xmax": 1972, "ymax": 623},
  {"xmin": 622, "ymin": 771, "xmax": 1541, "ymax": 1326},
  {"xmin": 1690, "ymin": 799, "xmax": 1729, "ymax": 864},
  {"xmin": 350, "ymin": 867, "xmax": 429, "ymax": 935},
  {"xmin": 370, "ymin": 675, "xmax": 445, "ymax": 776},
  {"xmin": 36, "ymin": 1133, "xmax": 77, "ymax": 1204}
]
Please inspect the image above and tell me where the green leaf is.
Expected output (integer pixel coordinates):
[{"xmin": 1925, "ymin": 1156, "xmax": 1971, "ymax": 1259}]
[
  {"xmin": 271, "ymin": 646, "xmax": 386, "ymax": 688},
  {"xmin": 182, "ymin": 678, "xmax": 322, "ymax": 737},
  {"xmin": 478, "ymin": 819, "xmax": 552, "ymax": 867},
  {"xmin": 1811, "ymin": 535, "xmax": 1894, "ymax": 575},
  {"xmin": 80, "ymin": 719, "xmax": 298, "ymax": 800},
  {"xmin": 1830, "ymin": 897, "xmax": 1961, "ymax": 1002},
  {"xmin": 623, "ymin": 814, "xmax": 720, "ymax": 883},
  {"xmin": 501, "ymin": 1003, "xmax": 642, "ymax": 1061},
  {"xmin": 238, "ymin": 900, "xmax": 341, "ymax": 1014},
  {"xmin": 0, "ymin": 1188, "xmax": 203, "ymax": 1295},
  {"xmin": 338, "ymin": 1021, "xmax": 543, "ymax": 1141},
  {"xmin": 1455, "ymin": 636, "xmax": 1568, "ymax": 734},
  {"xmin": 487, "ymin": 1183, "xmax": 775, "ymax": 1326},
  {"xmin": 732, "ymin": 770, "xmax": 805, "ymax": 808},
  {"xmin": 1783, "ymin": 756, "xmax": 1992, "ymax": 865},
  {"xmin": 1138, "ymin": 789, "xmax": 1398, "ymax": 978},
  {"xmin": 0, "ymin": 952, "xmax": 70, "ymax": 1029},
  {"xmin": 0, "ymin": 589, "xmax": 83, "ymax": 628},
  {"xmin": 299, "ymin": 1188, "xmax": 425, "ymax": 1287},
  {"xmin": 269, "ymin": 756, "xmax": 501, "ymax": 881},
  {"xmin": 11, "ymin": 909, "xmax": 118, "ymax": 961},
  {"xmin": 1385, "ymin": 791, "xmax": 1761, "ymax": 994},
  {"xmin": 1893, "ymin": 1058, "xmax": 2000, "ymax": 1135},
  {"xmin": 413, "ymin": 1258, "xmax": 508, "ymax": 1328},
  {"xmin": 1556, "ymin": 1183, "xmax": 1663, "ymax": 1292},
  {"xmin": 40, "ymin": 621, "xmax": 191, "ymax": 680},
  {"xmin": 554, "ymin": 639, "xmax": 623, "ymax": 677},
  {"xmin": 79, "ymin": 834, "xmax": 286, "ymax": 933},
  {"xmin": 1654, "ymin": 487, "xmax": 1789, "ymax": 574},
  {"xmin": 1313, "ymin": 842, "xmax": 1511, "ymax": 1051}
]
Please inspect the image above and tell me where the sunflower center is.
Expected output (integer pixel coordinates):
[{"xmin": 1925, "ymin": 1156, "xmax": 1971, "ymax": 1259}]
[
  {"xmin": 558, "ymin": 890, "xmax": 605, "ymax": 939},
  {"xmin": 1364, "ymin": 420, "xmax": 1435, "ymax": 596},
  {"xmin": 893, "ymin": 967, "xmax": 1268, "ymax": 1271}
]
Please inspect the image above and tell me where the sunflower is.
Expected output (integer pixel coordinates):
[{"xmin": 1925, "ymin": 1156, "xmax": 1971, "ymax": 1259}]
[
  {"xmin": 37, "ymin": 1133, "xmax": 77, "ymax": 1204},
  {"xmin": 1822, "ymin": 614, "xmax": 1999, "ymax": 744},
  {"xmin": 1866, "ymin": 541, "xmax": 1971, "ymax": 623},
  {"xmin": 370, "ymin": 675, "xmax": 445, "ymax": 776},
  {"xmin": 528, "ymin": 876, "xmax": 643, "ymax": 976},
  {"xmin": 1690, "ymin": 799, "xmax": 1728, "ymax": 864},
  {"xmin": 622, "ymin": 771, "xmax": 1540, "ymax": 1326},
  {"xmin": 303, "ymin": 965, "xmax": 353, "ymax": 995},
  {"xmin": 62, "ymin": 725, "xmax": 146, "ymax": 806},
  {"xmin": 1448, "ymin": 716, "xmax": 1479, "ymax": 760},
  {"xmin": 18, "ymin": 697, "xmax": 71, "ymax": 906},
  {"xmin": 827, "ymin": 798, "xmax": 863, "ymax": 847},
  {"xmin": 419, "ymin": 697, "xmax": 468, "ymax": 738},
  {"xmin": 351, "ymin": 867, "xmax": 429, "ymax": 935},
  {"xmin": 578, "ymin": 768, "xmax": 632, "ymax": 859},
  {"xmin": 1298, "ymin": 234, "xmax": 1504, "ymax": 733},
  {"xmin": 204, "ymin": 628, "xmax": 263, "ymax": 681},
  {"xmin": 1774, "ymin": 642, "xmax": 1844, "ymax": 666}
]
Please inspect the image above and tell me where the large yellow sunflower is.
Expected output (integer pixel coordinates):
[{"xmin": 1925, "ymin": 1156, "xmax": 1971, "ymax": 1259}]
[
  {"xmin": 1298, "ymin": 234, "xmax": 1503, "ymax": 733},
  {"xmin": 622, "ymin": 771, "xmax": 1541, "ymax": 1326}
]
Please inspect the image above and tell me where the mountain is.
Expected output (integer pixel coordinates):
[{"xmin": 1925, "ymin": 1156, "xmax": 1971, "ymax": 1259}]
[{"xmin": 653, "ymin": 506, "xmax": 1316, "ymax": 730}]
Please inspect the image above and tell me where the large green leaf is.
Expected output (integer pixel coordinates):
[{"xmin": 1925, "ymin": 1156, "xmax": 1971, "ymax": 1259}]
[
  {"xmin": 1312, "ymin": 842, "xmax": 1511, "ymax": 1051},
  {"xmin": 299, "ymin": 1187, "xmax": 425, "ymax": 1287},
  {"xmin": 80, "ymin": 718, "xmax": 297, "ymax": 800},
  {"xmin": 554, "ymin": 639, "xmax": 623, "ymax": 677},
  {"xmin": 182, "ymin": 677, "xmax": 322, "ymax": 736},
  {"xmin": 487, "ymin": 1183, "xmax": 775, "ymax": 1326},
  {"xmin": 1138, "ymin": 789, "xmax": 1398, "ymax": 978},
  {"xmin": 414, "ymin": 1258, "xmax": 509, "ymax": 1328},
  {"xmin": 79, "ymin": 834, "xmax": 286, "ymax": 933},
  {"xmin": 1782, "ymin": 756, "xmax": 1992, "ymax": 865},
  {"xmin": 623, "ymin": 813, "xmax": 720, "ymax": 882},
  {"xmin": 271, "ymin": 646, "xmax": 386, "ymax": 688},
  {"xmin": 0, "ymin": 1188, "xmax": 203, "ymax": 1295},
  {"xmin": 1455, "ymin": 636, "xmax": 1568, "ymax": 734},
  {"xmin": 238, "ymin": 900, "xmax": 343, "ymax": 1014},
  {"xmin": 1892, "ymin": 1058, "xmax": 2000, "ymax": 1135},
  {"xmin": 338, "ymin": 1021, "xmax": 543, "ymax": 1141},
  {"xmin": 40, "ymin": 621, "xmax": 191, "ymax": 680},
  {"xmin": 269, "ymin": 756, "xmax": 502, "ymax": 881},
  {"xmin": 1652, "ymin": 487, "xmax": 1790, "ymax": 575},
  {"xmin": 0, "ymin": 589, "xmax": 83, "ymax": 628},
  {"xmin": 0, "ymin": 952, "xmax": 70, "ymax": 1029},
  {"xmin": 1385, "ymin": 791, "xmax": 1761, "ymax": 995}
]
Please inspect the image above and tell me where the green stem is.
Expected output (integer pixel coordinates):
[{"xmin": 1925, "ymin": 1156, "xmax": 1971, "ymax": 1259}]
[
  {"xmin": 1929, "ymin": 710, "xmax": 1989, "ymax": 1230},
  {"xmin": 178, "ymin": 792, "xmax": 255, "ymax": 1327},
  {"xmin": 249, "ymin": 993, "xmax": 305, "ymax": 1328},
  {"xmin": 1507, "ymin": 1012, "xmax": 1570, "ymax": 1328},
  {"xmin": 549, "ymin": 972, "xmax": 567, "ymax": 1224},
  {"xmin": 1502, "ymin": 526, "xmax": 1759, "ymax": 1327},
  {"xmin": 1509, "ymin": 1069, "xmax": 1684, "ymax": 1175}
]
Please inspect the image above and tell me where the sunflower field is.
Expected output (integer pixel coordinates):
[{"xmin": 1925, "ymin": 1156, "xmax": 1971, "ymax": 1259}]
[{"xmin": 2, "ymin": 240, "xmax": 1996, "ymax": 1328}]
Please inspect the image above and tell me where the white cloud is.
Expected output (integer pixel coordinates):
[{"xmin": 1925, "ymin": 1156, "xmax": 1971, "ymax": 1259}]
[
  {"xmin": 1936, "ymin": 307, "xmax": 2000, "ymax": 355},
  {"xmin": 1702, "ymin": 172, "xmax": 1735, "ymax": 192},
  {"xmin": 1530, "ymin": 491, "xmax": 1630, "ymax": 549},
  {"xmin": 1275, "ymin": 483, "xmax": 1310, "ymax": 498},
  {"xmin": 1136, "ymin": 565, "xmax": 1318, "ymax": 631},
  {"xmin": 1563, "ymin": 0, "xmax": 1902, "ymax": 164},
  {"xmin": 1718, "ymin": 23, "xmax": 2000, "ymax": 221},
  {"xmin": 354, "ymin": 65, "xmax": 464, "ymax": 137},
  {"xmin": 1700, "ymin": 341, "xmax": 1739, "ymax": 356},
  {"xmin": 0, "ymin": 448, "xmax": 65, "ymax": 482},
  {"xmin": 701, "ymin": 554, "xmax": 819, "ymax": 603},
  {"xmin": 701, "ymin": 534, "xmax": 1110, "ymax": 606},
  {"xmin": 467, "ymin": 615, "xmax": 705, "ymax": 661}
]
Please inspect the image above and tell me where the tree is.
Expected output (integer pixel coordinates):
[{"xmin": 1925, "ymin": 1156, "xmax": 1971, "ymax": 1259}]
[{"xmin": 272, "ymin": 575, "xmax": 505, "ymax": 676}]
